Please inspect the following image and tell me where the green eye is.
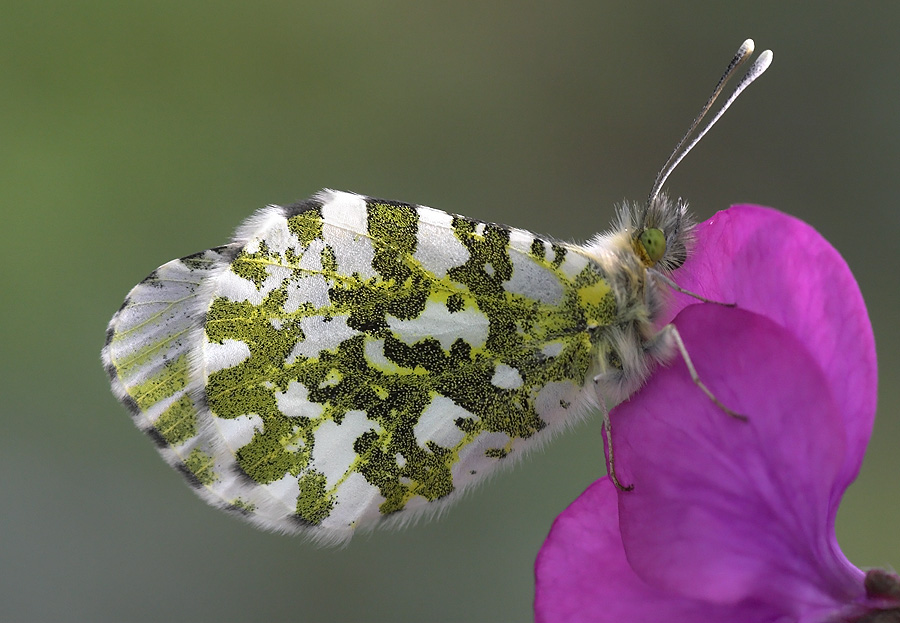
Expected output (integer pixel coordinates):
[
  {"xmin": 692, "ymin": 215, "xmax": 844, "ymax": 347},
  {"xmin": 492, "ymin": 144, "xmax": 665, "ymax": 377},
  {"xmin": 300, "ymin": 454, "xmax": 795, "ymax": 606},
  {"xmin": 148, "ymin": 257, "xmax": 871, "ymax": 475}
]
[{"xmin": 639, "ymin": 228, "xmax": 666, "ymax": 265}]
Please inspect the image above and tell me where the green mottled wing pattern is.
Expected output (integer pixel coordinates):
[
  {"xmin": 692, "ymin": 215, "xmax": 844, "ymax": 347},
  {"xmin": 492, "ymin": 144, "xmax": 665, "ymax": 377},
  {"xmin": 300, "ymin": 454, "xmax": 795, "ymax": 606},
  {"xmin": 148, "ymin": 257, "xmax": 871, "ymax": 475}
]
[{"xmin": 105, "ymin": 190, "xmax": 621, "ymax": 542}]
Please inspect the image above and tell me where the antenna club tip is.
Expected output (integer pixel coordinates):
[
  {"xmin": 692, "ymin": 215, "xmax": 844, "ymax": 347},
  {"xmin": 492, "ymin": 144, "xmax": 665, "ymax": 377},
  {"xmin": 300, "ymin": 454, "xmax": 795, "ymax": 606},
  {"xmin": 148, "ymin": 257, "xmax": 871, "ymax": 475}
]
[
  {"xmin": 751, "ymin": 50, "xmax": 774, "ymax": 74},
  {"xmin": 741, "ymin": 38, "xmax": 755, "ymax": 52}
]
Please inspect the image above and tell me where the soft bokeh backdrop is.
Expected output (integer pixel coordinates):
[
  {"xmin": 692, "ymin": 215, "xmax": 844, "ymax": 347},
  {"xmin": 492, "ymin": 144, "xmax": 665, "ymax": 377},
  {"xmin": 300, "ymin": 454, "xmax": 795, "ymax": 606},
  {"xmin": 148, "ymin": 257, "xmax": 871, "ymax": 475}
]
[{"xmin": 3, "ymin": 3, "xmax": 898, "ymax": 622}]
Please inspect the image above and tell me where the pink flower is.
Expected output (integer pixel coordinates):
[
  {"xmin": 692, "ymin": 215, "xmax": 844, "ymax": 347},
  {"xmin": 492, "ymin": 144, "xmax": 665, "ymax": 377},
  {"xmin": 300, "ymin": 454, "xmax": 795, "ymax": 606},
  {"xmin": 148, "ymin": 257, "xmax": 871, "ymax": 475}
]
[{"xmin": 535, "ymin": 206, "xmax": 891, "ymax": 623}]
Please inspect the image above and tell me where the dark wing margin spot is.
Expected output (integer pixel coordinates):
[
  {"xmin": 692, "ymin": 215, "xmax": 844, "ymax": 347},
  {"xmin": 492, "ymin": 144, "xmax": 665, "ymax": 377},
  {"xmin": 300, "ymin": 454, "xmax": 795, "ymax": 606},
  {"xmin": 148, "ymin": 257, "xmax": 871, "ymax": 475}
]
[
  {"xmin": 145, "ymin": 427, "xmax": 168, "ymax": 449},
  {"xmin": 119, "ymin": 393, "xmax": 142, "ymax": 418},
  {"xmin": 175, "ymin": 462, "xmax": 205, "ymax": 489},
  {"xmin": 283, "ymin": 197, "xmax": 325, "ymax": 218}
]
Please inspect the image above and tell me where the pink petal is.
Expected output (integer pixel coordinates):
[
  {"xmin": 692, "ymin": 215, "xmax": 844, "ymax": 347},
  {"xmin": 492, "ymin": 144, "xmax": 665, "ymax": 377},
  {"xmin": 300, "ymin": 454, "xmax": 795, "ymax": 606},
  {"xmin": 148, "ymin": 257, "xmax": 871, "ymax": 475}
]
[
  {"xmin": 613, "ymin": 304, "xmax": 864, "ymax": 616},
  {"xmin": 535, "ymin": 478, "xmax": 784, "ymax": 623},
  {"xmin": 535, "ymin": 207, "xmax": 875, "ymax": 622},
  {"xmin": 663, "ymin": 206, "xmax": 877, "ymax": 496}
]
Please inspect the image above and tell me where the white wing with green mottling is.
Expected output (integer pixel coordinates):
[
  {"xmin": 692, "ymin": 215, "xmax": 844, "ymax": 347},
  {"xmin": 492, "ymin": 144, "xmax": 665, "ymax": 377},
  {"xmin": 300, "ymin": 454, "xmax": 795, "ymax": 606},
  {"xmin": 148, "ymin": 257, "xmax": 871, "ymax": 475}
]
[
  {"xmin": 102, "ymin": 246, "xmax": 238, "ymax": 486},
  {"xmin": 105, "ymin": 190, "xmax": 633, "ymax": 544}
]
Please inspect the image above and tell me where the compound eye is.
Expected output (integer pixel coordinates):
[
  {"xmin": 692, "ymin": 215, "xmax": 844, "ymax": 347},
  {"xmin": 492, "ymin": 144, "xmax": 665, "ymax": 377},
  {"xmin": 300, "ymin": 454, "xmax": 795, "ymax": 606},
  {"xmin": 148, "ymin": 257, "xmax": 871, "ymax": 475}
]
[{"xmin": 638, "ymin": 228, "xmax": 666, "ymax": 266}]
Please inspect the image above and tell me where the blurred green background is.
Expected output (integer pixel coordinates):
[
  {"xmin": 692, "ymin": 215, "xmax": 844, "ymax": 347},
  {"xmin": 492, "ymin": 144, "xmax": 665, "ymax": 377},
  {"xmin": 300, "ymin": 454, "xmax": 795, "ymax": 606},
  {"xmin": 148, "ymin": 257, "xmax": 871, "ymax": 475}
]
[{"xmin": 2, "ymin": 3, "xmax": 898, "ymax": 622}]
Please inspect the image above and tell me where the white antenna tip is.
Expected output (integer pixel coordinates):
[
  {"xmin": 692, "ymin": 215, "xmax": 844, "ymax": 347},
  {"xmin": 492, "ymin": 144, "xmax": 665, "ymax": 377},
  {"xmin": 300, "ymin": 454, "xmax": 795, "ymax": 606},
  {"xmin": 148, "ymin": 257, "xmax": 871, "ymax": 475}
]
[{"xmin": 646, "ymin": 39, "xmax": 773, "ymax": 204}]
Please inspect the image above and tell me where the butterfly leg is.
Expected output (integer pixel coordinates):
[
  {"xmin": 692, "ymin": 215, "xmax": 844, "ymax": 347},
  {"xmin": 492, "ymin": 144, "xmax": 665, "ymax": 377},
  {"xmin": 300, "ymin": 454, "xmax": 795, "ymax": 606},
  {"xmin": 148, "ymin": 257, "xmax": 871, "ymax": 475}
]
[
  {"xmin": 655, "ymin": 323, "xmax": 747, "ymax": 422},
  {"xmin": 597, "ymin": 398, "xmax": 635, "ymax": 492}
]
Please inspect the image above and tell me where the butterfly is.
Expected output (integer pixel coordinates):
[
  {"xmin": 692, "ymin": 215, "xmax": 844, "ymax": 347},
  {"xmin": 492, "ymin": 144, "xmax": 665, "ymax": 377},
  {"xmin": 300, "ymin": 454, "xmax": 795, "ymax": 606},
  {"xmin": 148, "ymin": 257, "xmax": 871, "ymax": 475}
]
[{"xmin": 103, "ymin": 40, "xmax": 771, "ymax": 544}]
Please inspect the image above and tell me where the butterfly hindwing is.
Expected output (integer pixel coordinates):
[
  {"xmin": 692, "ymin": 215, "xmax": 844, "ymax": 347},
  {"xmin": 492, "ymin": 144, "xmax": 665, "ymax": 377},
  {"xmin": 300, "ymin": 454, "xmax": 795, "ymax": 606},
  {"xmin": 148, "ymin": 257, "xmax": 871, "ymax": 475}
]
[{"xmin": 107, "ymin": 190, "xmax": 617, "ymax": 542}]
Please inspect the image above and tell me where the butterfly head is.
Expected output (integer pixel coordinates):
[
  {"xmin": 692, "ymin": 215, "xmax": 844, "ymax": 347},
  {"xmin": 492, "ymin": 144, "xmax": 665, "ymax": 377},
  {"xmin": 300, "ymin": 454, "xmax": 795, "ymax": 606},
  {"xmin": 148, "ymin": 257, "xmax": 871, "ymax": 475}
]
[{"xmin": 616, "ymin": 193, "xmax": 695, "ymax": 273}]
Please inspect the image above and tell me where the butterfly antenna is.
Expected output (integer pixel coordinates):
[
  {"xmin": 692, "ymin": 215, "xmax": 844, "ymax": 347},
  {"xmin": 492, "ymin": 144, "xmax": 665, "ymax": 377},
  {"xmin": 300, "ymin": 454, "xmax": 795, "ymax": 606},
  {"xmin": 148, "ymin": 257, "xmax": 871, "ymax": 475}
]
[{"xmin": 647, "ymin": 39, "xmax": 773, "ymax": 205}]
